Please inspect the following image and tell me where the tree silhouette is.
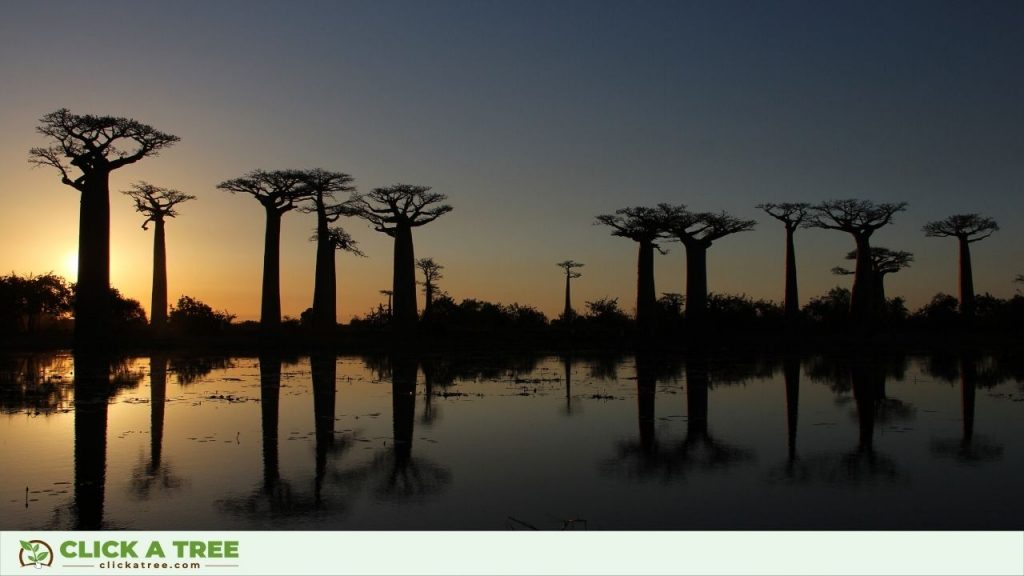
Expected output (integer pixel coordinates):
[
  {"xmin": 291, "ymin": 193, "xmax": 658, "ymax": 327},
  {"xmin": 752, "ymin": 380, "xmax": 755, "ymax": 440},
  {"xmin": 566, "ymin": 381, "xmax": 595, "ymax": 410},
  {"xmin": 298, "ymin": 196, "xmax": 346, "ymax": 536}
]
[
  {"xmin": 416, "ymin": 257, "xmax": 444, "ymax": 316},
  {"xmin": 807, "ymin": 199, "xmax": 907, "ymax": 327},
  {"xmin": 595, "ymin": 206, "xmax": 670, "ymax": 331},
  {"xmin": 29, "ymin": 109, "xmax": 179, "ymax": 345},
  {"xmin": 348, "ymin": 184, "xmax": 452, "ymax": 332},
  {"xmin": 923, "ymin": 214, "xmax": 999, "ymax": 318},
  {"xmin": 832, "ymin": 247, "xmax": 912, "ymax": 309},
  {"xmin": 757, "ymin": 203, "xmax": 811, "ymax": 323},
  {"xmin": 297, "ymin": 169, "xmax": 358, "ymax": 333},
  {"xmin": 217, "ymin": 170, "xmax": 315, "ymax": 330},
  {"xmin": 555, "ymin": 260, "xmax": 584, "ymax": 319},
  {"xmin": 664, "ymin": 206, "xmax": 756, "ymax": 322},
  {"xmin": 122, "ymin": 182, "xmax": 195, "ymax": 333},
  {"xmin": 0, "ymin": 273, "xmax": 73, "ymax": 335}
]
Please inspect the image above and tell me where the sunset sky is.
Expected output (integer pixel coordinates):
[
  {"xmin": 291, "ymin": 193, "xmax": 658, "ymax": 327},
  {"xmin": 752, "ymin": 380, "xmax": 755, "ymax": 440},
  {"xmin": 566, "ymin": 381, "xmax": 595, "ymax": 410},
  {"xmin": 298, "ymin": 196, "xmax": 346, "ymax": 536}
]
[{"xmin": 1, "ymin": 1, "xmax": 1022, "ymax": 322}]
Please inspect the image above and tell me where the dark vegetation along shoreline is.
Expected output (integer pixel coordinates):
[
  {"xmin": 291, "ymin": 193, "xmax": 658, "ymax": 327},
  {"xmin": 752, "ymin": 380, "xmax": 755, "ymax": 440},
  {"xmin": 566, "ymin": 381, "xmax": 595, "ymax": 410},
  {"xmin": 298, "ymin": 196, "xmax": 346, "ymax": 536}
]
[{"xmin": 5, "ymin": 108, "xmax": 1023, "ymax": 358}]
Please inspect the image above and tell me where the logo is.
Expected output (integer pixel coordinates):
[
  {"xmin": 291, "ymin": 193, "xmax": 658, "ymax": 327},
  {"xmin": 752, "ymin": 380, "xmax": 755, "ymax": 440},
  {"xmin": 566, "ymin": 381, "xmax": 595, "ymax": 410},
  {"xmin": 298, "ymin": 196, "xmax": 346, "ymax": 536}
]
[{"xmin": 18, "ymin": 540, "xmax": 54, "ymax": 569}]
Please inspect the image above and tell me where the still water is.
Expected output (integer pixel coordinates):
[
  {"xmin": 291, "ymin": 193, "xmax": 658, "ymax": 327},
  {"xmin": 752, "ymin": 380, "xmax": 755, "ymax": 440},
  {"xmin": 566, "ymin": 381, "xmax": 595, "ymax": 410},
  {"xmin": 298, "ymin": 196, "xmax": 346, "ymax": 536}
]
[{"xmin": 1, "ymin": 351, "xmax": 1022, "ymax": 530}]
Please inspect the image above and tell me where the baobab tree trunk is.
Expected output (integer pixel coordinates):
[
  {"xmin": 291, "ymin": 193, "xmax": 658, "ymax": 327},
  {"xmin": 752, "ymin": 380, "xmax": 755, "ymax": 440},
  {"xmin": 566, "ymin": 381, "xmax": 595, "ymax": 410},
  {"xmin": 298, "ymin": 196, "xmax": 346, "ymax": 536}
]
[
  {"xmin": 424, "ymin": 283, "xmax": 434, "ymax": 315},
  {"xmin": 151, "ymin": 218, "xmax": 168, "ymax": 332},
  {"xmin": 850, "ymin": 234, "xmax": 877, "ymax": 327},
  {"xmin": 311, "ymin": 211, "xmax": 337, "ymax": 332},
  {"xmin": 784, "ymin": 226, "xmax": 799, "ymax": 322},
  {"xmin": 563, "ymin": 273, "xmax": 572, "ymax": 318},
  {"xmin": 636, "ymin": 240, "xmax": 657, "ymax": 331},
  {"xmin": 392, "ymin": 224, "xmax": 418, "ymax": 332},
  {"xmin": 958, "ymin": 237, "xmax": 975, "ymax": 318},
  {"xmin": 261, "ymin": 208, "xmax": 283, "ymax": 329},
  {"xmin": 684, "ymin": 242, "xmax": 708, "ymax": 322},
  {"xmin": 76, "ymin": 176, "xmax": 112, "ymax": 347}
]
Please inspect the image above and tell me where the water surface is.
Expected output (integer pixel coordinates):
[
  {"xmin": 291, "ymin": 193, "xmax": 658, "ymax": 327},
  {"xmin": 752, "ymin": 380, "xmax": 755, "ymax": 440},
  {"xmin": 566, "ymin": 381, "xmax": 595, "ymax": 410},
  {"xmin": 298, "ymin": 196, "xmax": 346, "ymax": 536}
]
[{"xmin": 1, "ymin": 351, "xmax": 1021, "ymax": 530}]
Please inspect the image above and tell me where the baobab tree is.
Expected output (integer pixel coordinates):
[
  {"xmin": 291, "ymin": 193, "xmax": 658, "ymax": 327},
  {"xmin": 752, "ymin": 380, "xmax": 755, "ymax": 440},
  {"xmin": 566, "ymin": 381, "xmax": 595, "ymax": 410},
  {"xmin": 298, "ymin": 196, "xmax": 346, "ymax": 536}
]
[
  {"xmin": 595, "ymin": 206, "xmax": 670, "ymax": 331},
  {"xmin": 807, "ymin": 199, "xmax": 907, "ymax": 326},
  {"xmin": 349, "ymin": 185, "xmax": 452, "ymax": 331},
  {"xmin": 664, "ymin": 206, "xmax": 756, "ymax": 321},
  {"xmin": 29, "ymin": 109, "xmax": 179, "ymax": 344},
  {"xmin": 757, "ymin": 203, "xmax": 811, "ymax": 322},
  {"xmin": 556, "ymin": 260, "xmax": 584, "ymax": 319},
  {"xmin": 298, "ymin": 169, "xmax": 357, "ymax": 332},
  {"xmin": 122, "ymin": 182, "xmax": 195, "ymax": 333},
  {"xmin": 416, "ymin": 257, "xmax": 444, "ymax": 315},
  {"xmin": 217, "ymin": 170, "xmax": 314, "ymax": 329},
  {"xmin": 832, "ymin": 247, "xmax": 913, "ymax": 311},
  {"xmin": 923, "ymin": 214, "xmax": 999, "ymax": 318}
]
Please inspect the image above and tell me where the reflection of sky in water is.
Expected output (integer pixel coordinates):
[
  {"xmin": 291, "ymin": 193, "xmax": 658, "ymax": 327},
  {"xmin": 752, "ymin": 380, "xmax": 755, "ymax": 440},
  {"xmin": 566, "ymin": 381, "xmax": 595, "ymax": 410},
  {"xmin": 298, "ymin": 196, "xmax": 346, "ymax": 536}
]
[{"xmin": 0, "ymin": 352, "xmax": 1021, "ymax": 530}]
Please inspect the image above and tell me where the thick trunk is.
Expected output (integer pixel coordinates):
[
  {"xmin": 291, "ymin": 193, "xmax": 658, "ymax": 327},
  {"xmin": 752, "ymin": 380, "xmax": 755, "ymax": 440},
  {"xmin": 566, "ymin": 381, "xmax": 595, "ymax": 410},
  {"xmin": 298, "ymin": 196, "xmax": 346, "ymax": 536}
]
[
  {"xmin": 563, "ymin": 274, "xmax": 572, "ymax": 318},
  {"xmin": 958, "ymin": 237, "xmax": 975, "ymax": 318},
  {"xmin": 259, "ymin": 354, "xmax": 282, "ymax": 492},
  {"xmin": 850, "ymin": 234, "xmax": 876, "ymax": 327},
  {"xmin": 151, "ymin": 218, "xmax": 168, "ymax": 331},
  {"xmin": 76, "ymin": 175, "xmax": 111, "ymax": 346},
  {"xmin": 392, "ymin": 224, "xmax": 417, "ymax": 331},
  {"xmin": 73, "ymin": 353, "xmax": 109, "ymax": 529},
  {"xmin": 636, "ymin": 240, "xmax": 656, "ymax": 330},
  {"xmin": 311, "ymin": 207, "xmax": 337, "ymax": 332},
  {"xmin": 874, "ymin": 272, "xmax": 887, "ymax": 314},
  {"xmin": 685, "ymin": 242, "xmax": 709, "ymax": 321},
  {"xmin": 784, "ymin": 227, "xmax": 799, "ymax": 322},
  {"xmin": 261, "ymin": 208, "xmax": 282, "ymax": 329},
  {"xmin": 424, "ymin": 284, "xmax": 434, "ymax": 314}
]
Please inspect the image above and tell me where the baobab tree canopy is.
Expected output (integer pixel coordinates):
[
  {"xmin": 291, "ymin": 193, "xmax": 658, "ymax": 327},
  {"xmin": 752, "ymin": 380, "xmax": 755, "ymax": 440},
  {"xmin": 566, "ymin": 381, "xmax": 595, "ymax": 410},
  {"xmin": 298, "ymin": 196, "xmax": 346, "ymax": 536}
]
[
  {"xmin": 807, "ymin": 199, "xmax": 907, "ymax": 235},
  {"xmin": 664, "ymin": 208, "xmax": 757, "ymax": 246},
  {"xmin": 923, "ymin": 214, "xmax": 999, "ymax": 242},
  {"xmin": 595, "ymin": 206, "xmax": 670, "ymax": 243},
  {"xmin": 29, "ymin": 109, "xmax": 180, "ymax": 190},
  {"xmin": 833, "ymin": 247, "xmax": 913, "ymax": 276},
  {"xmin": 349, "ymin": 184, "xmax": 453, "ymax": 235},
  {"xmin": 123, "ymin": 182, "xmax": 195, "ymax": 229},
  {"xmin": 758, "ymin": 203, "xmax": 811, "ymax": 228},
  {"xmin": 216, "ymin": 169, "xmax": 314, "ymax": 212}
]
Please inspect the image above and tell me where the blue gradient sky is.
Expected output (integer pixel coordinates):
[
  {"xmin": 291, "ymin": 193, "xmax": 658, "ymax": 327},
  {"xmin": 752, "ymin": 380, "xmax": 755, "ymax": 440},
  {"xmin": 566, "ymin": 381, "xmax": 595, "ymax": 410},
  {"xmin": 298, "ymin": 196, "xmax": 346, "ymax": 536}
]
[{"xmin": 1, "ymin": 1, "xmax": 1022, "ymax": 320}]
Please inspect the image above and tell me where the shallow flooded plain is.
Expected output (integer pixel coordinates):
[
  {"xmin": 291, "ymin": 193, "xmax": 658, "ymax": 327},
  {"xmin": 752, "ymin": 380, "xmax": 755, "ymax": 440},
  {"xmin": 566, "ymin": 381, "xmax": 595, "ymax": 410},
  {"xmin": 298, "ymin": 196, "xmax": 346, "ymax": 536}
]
[{"xmin": 1, "ymin": 351, "xmax": 1021, "ymax": 530}]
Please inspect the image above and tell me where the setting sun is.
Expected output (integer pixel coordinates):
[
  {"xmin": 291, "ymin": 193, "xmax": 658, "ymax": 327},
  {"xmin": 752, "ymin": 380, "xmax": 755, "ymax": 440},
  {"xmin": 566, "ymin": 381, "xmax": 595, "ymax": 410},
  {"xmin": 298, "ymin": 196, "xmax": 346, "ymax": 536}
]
[{"xmin": 62, "ymin": 250, "xmax": 77, "ymax": 279}]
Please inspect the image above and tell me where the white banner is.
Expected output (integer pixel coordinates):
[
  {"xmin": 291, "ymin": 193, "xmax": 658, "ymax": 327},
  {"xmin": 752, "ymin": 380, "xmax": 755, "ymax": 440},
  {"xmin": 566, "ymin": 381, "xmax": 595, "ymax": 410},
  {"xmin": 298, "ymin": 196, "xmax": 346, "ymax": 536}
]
[{"xmin": 2, "ymin": 531, "xmax": 1022, "ymax": 575}]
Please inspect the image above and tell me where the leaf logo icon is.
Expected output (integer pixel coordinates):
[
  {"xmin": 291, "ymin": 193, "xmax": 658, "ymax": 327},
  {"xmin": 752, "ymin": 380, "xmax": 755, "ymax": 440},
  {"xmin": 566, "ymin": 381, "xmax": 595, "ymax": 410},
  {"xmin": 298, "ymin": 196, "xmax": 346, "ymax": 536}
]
[{"xmin": 18, "ymin": 540, "xmax": 53, "ymax": 569}]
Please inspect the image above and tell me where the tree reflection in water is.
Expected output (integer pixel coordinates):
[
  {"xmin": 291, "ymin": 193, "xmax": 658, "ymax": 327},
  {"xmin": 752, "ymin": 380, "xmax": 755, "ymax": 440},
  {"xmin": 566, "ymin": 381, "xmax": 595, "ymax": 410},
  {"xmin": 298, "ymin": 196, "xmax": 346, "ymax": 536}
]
[
  {"xmin": 366, "ymin": 356, "xmax": 451, "ymax": 502},
  {"xmin": 929, "ymin": 352, "xmax": 1004, "ymax": 464},
  {"xmin": 603, "ymin": 354, "xmax": 752, "ymax": 481},
  {"xmin": 129, "ymin": 354, "xmax": 186, "ymax": 499}
]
